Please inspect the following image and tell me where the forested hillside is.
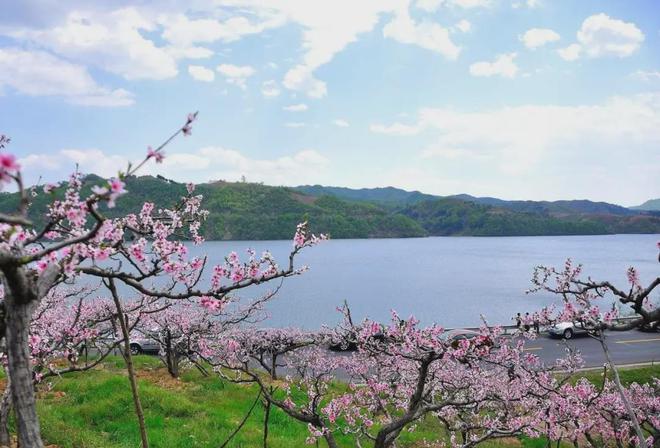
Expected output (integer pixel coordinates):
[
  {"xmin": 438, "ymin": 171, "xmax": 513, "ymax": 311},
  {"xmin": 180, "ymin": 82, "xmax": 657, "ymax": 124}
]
[
  {"xmin": 631, "ymin": 198, "xmax": 660, "ymax": 212},
  {"xmin": 1, "ymin": 175, "xmax": 658, "ymax": 239},
  {"xmin": 0, "ymin": 175, "xmax": 425, "ymax": 240},
  {"xmin": 399, "ymin": 198, "xmax": 660, "ymax": 236}
]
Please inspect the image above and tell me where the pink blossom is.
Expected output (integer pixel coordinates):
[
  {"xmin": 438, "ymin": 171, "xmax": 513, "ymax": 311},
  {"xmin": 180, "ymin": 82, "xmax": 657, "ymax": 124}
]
[
  {"xmin": 0, "ymin": 152, "xmax": 20, "ymax": 188},
  {"xmin": 146, "ymin": 146, "xmax": 165, "ymax": 163},
  {"xmin": 91, "ymin": 185, "xmax": 108, "ymax": 196},
  {"xmin": 109, "ymin": 178, "xmax": 126, "ymax": 195},
  {"xmin": 0, "ymin": 153, "xmax": 19, "ymax": 171},
  {"xmin": 107, "ymin": 178, "xmax": 127, "ymax": 208},
  {"xmin": 92, "ymin": 247, "xmax": 112, "ymax": 261},
  {"xmin": 626, "ymin": 267, "xmax": 640, "ymax": 289},
  {"xmin": 200, "ymin": 296, "xmax": 223, "ymax": 311}
]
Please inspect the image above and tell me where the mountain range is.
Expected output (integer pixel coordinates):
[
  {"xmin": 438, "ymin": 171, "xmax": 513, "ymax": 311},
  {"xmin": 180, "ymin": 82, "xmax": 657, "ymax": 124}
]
[
  {"xmin": 630, "ymin": 198, "xmax": 660, "ymax": 212},
  {"xmin": 0, "ymin": 175, "xmax": 658, "ymax": 240}
]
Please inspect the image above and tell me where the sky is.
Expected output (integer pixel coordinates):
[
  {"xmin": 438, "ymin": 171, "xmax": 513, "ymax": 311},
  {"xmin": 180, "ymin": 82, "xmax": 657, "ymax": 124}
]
[{"xmin": 0, "ymin": 0, "xmax": 659, "ymax": 206}]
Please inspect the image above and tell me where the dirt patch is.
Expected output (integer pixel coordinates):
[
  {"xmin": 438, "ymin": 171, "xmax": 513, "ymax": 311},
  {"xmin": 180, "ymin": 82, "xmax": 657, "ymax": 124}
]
[
  {"xmin": 290, "ymin": 191, "xmax": 317, "ymax": 205},
  {"xmin": 135, "ymin": 368, "xmax": 189, "ymax": 391},
  {"xmin": 0, "ymin": 437, "xmax": 59, "ymax": 448}
]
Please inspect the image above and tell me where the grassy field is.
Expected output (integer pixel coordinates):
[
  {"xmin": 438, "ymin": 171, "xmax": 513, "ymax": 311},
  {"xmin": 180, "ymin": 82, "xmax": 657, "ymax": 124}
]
[{"xmin": 19, "ymin": 358, "xmax": 659, "ymax": 447}]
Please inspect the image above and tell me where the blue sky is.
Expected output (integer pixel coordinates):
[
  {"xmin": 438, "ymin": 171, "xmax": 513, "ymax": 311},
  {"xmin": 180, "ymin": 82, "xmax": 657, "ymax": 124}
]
[{"xmin": 0, "ymin": 0, "xmax": 659, "ymax": 206}]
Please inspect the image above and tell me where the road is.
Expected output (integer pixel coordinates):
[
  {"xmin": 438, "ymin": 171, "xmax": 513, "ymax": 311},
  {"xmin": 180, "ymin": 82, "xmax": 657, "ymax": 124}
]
[
  {"xmin": 318, "ymin": 330, "xmax": 660, "ymax": 381},
  {"xmin": 520, "ymin": 330, "xmax": 660, "ymax": 368}
]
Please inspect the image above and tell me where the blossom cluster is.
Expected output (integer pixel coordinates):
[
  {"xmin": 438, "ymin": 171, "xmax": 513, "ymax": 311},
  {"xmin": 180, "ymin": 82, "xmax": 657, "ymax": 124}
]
[
  {"xmin": 0, "ymin": 134, "xmax": 19, "ymax": 189},
  {"xmin": 529, "ymin": 256, "xmax": 658, "ymax": 331}
]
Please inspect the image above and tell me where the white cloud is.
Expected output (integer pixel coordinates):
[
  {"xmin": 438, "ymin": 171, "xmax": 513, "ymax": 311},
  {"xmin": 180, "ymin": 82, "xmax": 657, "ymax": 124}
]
[
  {"xmin": 159, "ymin": 13, "xmax": 285, "ymax": 47},
  {"xmin": 284, "ymin": 122, "xmax": 306, "ymax": 128},
  {"xmin": 283, "ymin": 103, "xmax": 309, "ymax": 112},
  {"xmin": 217, "ymin": 64, "xmax": 256, "ymax": 90},
  {"xmin": 276, "ymin": 1, "xmax": 402, "ymax": 98},
  {"xmin": 383, "ymin": 9, "xmax": 460, "ymax": 60},
  {"xmin": 19, "ymin": 145, "xmax": 331, "ymax": 188},
  {"xmin": 453, "ymin": 20, "xmax": 471, "ymax": 33},
  {"xmin": 283, "ymin": 65, "xmax": 327, "ymax": 98},
  {"xmin": 68, "ymin": 89, "xmax": 134, "ymax": 107},
  {"xmin": 370, "ymin": 123, "xmax": 421, "ymax": 136},
  {"xmin": 416, "ymin": 0, "xmax": 492, "ymax": 12},
  {"xmin": 512, "ymin": 0, "xmax": 541, "ymax": 8},
  {"xmin": 630, "ymin": 70, "xmax": 660, "ymax": 82},
  {"xmin": 560, "ymin": 13, "xmax": 644, "ymax": 62},
  {"xmin": 420, "ymin": 146, "xmax": 488, "ymax": 160},
  {"xmin": 0, "ymin": 2, "xmax": 466, "ymax": 99},
  {"xmin": 578, "ymin": 13, "xmax": 644, "ymax": 58},
  {"xmin": 188, "ymin": 65, "xmax": 215, "ymax": 82},
  {"xmin": 5, "ymin": 8, "xmax": 178, "ymax": 80},
  {"xmin": 0, "ymin": 48, "xmax": 134, "ymax": 107},
  {"xmin": 19, "ymin": 149, "xmax": 128, "ymax": 178},
  {"xmin": 333, "ymin": 119, "xmax": 350, "ymax": 127},
  {"xmin": 261, "ymin": 80, "xmax": 281, "ymax": 97},
  {"xmin": 520, "ymin": 28, "xmax": 560, "ymax": 49},
  {"xmin": 557, "ymin": 43, "xmax": 581, "ymax": 61},
  {"xmin": 150, "ymin": 147, "xmax": 330, "ymax": 186},
  {"xmin": 166, "ymin": 46, "xmax": 214, "ymax": 60},
  {"xmin": 370, "ymin": 93, "xmax": 660, "ymax": 176},
  {"xmin": 469, "ymin": 53, "xmax": 518, "ymax": 78}
]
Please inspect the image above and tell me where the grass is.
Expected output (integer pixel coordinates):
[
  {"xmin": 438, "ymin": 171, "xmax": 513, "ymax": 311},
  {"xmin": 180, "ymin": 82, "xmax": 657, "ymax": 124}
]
[
  {"xmin": 576, "ymin": 363, "xmax": 660, "ymax": 387},
  {"xmin": 26, "ymin": 358, "xmax": 660, "ymax": 447}
]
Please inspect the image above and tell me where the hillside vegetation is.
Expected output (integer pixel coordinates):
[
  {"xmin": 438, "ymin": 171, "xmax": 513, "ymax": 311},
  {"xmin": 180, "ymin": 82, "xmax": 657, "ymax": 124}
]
[
  {"xmin": 631, "ymin": 198, "xmax": 660, "ymax": 212},
  {"xmin": 1, "ymin": 175, "xmax": 659, "ymax": 240},
  {"xmin": 0, "ymin": 175, "xmax": 425, "ymax": 240}
]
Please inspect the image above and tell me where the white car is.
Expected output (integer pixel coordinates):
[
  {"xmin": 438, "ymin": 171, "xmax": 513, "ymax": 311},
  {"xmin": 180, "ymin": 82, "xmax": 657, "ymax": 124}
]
[
  {"xmin": 548, "ymin": 322, "xmax": 589, "ymax": 339},
  {"xmin": 129, "ymin": 336, "xmax": 160, "ymax": 355}
]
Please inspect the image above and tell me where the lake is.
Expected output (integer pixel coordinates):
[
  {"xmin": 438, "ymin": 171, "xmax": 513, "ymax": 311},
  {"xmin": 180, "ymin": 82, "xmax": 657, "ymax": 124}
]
[{"xmin": 186, "ymin": 234, "xmax": 660, "ymax": 329}]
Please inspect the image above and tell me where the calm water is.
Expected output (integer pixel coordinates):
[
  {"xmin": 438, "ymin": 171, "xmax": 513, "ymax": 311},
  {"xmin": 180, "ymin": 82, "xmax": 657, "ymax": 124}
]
[{"xmin": 186, "ymin": 234, "xmax": 660, "ymax": 329}]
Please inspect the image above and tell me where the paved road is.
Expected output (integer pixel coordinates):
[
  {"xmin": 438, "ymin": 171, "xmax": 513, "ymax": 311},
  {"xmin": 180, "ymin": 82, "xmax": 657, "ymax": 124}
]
[
  {"xmin": 317, "ymin": 330, "xmax": 660, "ymax": 380},
  {"xmin": 519, "ymin": 330, "xmax": 660, "ymax": 368}
]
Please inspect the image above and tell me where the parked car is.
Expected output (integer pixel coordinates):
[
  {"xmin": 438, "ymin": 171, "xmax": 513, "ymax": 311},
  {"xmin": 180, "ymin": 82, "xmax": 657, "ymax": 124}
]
[
  {"xmin": 639, "ymin": 320, "xmax": 660, "ymax": 333},
  {"xmin": 440, "ymin": 329, "xmax": 495, "ymax": 350},
  {"xmin": 547, "ymin": 321, "xmax": 589, "ymax": 339},
  {"xmin": 441, "ymin": 329, "xmax": 481, "ymax": 342},
  {"xmin": 76, "ymin": 334, "xmax": 160, "ymax": 356},
  {"xmin": 128, "ymin": 336, "xmax": 160, "ymax": 355}
]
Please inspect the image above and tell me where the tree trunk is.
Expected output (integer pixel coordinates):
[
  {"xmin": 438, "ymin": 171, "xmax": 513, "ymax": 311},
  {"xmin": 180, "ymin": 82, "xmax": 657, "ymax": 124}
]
[
  {"xmin": 270, "ymin": 354, "xmax": 277, "ymax": 380},
  {"xmin": 166, "ymin": 354, "xmax": 179, "ymax": 379},
  {"xmin": 0, "ymin": 377, "xmax": 12, "ymax": 447},
  {"xmin": 5, "ymin": 299, "xmax": 43, "ymax": 448},
  {"xmin": 598, "ymin": 332, "xmax": 648, "ymax": 448},
  {"xmin": 263, "ymin": 399, "xmax": 270, "ymax": 448},
  {"xmin": 109, "ymin": 282, "xmax": 149, "ymax": 448},
  {"xmin": 322, "ymin": 431, "xmax": 339, "ymax": 448},
  {"xmin": 164, "ymin": 332, "xmax": 179, "ymax": 378}
]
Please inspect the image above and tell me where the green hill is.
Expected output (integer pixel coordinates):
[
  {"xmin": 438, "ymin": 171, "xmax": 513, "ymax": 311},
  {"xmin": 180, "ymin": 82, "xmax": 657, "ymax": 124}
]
[
  {"xmin": 2, "ymin": 176, "xmax": 659, "ymax": 240},
  {"xmin": 400, "ymin": 198, "xmax": 634, "ymax": 236},
  {"xmin": 294, "ymin": 185, "xmax": 436, "ymax": 205},
  {"xmin": 0, "ymin": 175, "xmax": 426, "ymax": 240},
  {"xmin": 450, "ymin": 194, "xmax": 637, "ymax": 216},
  {"xmin": 631, "ymin": 198, "xmax": 660, "ymax": 212},
  {"xmin": 401, "ymin": 198, "xmax": 660, "ymax": 236}
]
